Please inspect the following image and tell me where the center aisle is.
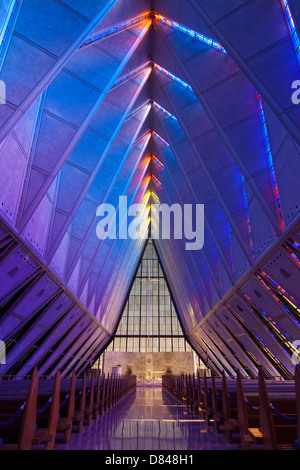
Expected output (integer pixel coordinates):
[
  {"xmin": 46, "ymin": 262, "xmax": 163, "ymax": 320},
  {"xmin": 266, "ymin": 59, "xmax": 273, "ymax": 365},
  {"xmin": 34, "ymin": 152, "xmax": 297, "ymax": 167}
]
[{"xmin": 58, "ymin": 385, "xmax": 239, "ymax": 451}]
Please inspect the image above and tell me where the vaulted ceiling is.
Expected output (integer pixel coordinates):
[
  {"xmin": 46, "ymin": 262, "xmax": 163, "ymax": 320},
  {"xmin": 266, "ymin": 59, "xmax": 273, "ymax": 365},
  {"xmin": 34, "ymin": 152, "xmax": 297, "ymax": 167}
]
[{"xmin": 1, "ymin": 0, "xmax": 300, "ymax": 378}]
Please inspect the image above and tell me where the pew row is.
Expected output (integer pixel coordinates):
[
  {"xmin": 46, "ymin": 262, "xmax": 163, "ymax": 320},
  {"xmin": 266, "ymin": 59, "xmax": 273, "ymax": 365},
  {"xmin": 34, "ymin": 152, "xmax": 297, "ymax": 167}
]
[
  {"xmin": 162, "ymin": 365, "xmax": 300, "ymax": 450},
  {"xmin": 0, "ymin": 369, "xmax": 136, "ymax": 450}
]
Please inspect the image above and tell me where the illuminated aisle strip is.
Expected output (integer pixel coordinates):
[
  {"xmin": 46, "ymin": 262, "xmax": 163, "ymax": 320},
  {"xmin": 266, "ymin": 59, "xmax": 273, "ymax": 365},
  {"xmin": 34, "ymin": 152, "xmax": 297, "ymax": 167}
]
[
  {"xmin": 80, "ymin": 12, "xmax": 151, "ymax": 48},
  {"xmin": 58, "ymin": 387, "xmax": 238, "ymax": 451},
  {"xmin": 256, "ymin": 93, "xmax": 285, "ymax": 231},
  {"xmin": 154, "ymin": 13, "xmax": 227, "ymax": 54},
  {"xmin": 281, "ymin": 0, "xmax": 300, "ymax": 65}
]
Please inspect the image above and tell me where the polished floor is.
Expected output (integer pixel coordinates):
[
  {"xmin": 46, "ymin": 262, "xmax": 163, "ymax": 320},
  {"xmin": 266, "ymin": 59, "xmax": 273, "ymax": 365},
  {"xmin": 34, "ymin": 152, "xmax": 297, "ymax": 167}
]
[{"xmin": 58, "ymin": 385, "xmax": 239, "ymax": 451}]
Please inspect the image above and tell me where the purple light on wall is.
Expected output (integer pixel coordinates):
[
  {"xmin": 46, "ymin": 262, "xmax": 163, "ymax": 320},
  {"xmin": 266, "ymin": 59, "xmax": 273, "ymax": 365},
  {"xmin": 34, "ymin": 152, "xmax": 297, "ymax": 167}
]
[
  {"xmin": 240, "ymin": 174, "xmax": 254, "ymax": 260},
  {"xmin": 240, "ymin": 289, "xmax": 291, "ymax": 340},
  {"xmin": 256, "ymin": 93, "xmax": 284, "ymax": 232},
  {"xmin": 227, "ymin": 221, "xmax": 235, "ymax": 275}
]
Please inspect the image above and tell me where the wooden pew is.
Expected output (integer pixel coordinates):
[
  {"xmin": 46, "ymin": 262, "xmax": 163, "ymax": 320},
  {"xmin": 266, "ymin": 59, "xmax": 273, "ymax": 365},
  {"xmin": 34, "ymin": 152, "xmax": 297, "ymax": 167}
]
[
  {"xmin": 117, "ymin": 375, "xmax": 122, "ymax": 402},
  {"xmin": 164, "ymin": 369, "xmax": 299, "ymax": 451},
  {"xmin": 170, "ymin": 375, "xmax": 179, "ymax": 401},
  {"xmin": 32, "ymin": 369, "xmax": 61, "ymax": 450},
  {"xmin": 203, "ymin": 371, "xmax": 213, "ymax": 425},
  {"xmin": 56, "ymin": 371, "xmax": 75, "ymax": 443},
  {"xmin": 110, "ymin": 374, "xmax": 117, "ymax": 408},
  {"xmin": 99, "ymin": 372, "xmax": 106, "ymax": 415},
  {"xmin": 195, "ymin": 371, "xmax": 204, "ymax": 418},
  {"xmin": 202, "ymin": 369, "xmax": 298, "ymax": 450},
  {"xmin": 0, "ymin": 367, "xmax": 38, "ymax": 450},
  {"xmin": 181, "ymin": 374, "xmax": 187, "ymax": 407},
  {"xmin": 111, "ymin": 374, "xmax": 118, "ymax": 408},
  {"xmin": 109, "ymin": 374, "xmax": 115, "ymax": 408},
  {"xmin": 106, "ymin": 373, "xmax": 112, "ymax": 410},
  {"xmin": 175, "ymin": 375, "xmax": 181, "ymax": 402},
  {"xmin": 211, "ymin": 372, "xmax": 224, "ymax": 433},
  {"xmin": 73, "ymin": 372, "xmax": 86, "ymax": 433},
  {"xmin": 93, "ymin": 370, "xmax": 101, "ymax": 420},
  {"xmin": 173, "ymin": 376, "xmax": 178, "ymax": 399},
  {"xmin": 189, "ymin": 373, "xmax": 198, "ymax": 414},
  {"xmin": 114, "ymin": 375, "xmax": 119, "ymax": 405},
  {"xmin": 104, "ymin": 373, "xmax": 110, "ymax": 412},
  {"xmin": 258, "ymin": 367, "xmax": 298, "ymax": 450},
  {"xmin": 186, "ymin": 374, "xmax": 192, "ymax": 409},
  {"xmin": 0, "ymin": 368, "xmax": 136, "ymax": 450},
  {"xmin": 84, "ymin": 370, "xmax": 95, "ymax": 426},
  {"xmin": 115, "ymin": 375, "xmax": 121, "ymax": 405},
  {"xmin": 180, "ymin": 374, "xmax": 186, "ymax": 403},
  {"xmin": 235, "ymin": 369, "xmax": 297, "ymax": 450},
  {"xmin": 236, "ymin": 369, "xmax": 262, "ymax": 450},
  {"xmin": 221, "ymin": 371, "xmax": 239, "ymax": 443}
]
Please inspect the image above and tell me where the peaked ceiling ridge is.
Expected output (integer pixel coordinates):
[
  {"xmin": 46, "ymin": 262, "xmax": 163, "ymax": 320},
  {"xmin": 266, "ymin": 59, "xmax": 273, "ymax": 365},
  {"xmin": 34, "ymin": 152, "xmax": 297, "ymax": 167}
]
[
  {"xmin": 0, "ymin": 34, "xmax": 281, "ymax": 317},
  {"xmin": 0, "ymin": 2, "xmax": 298, "ymax": 328},
  {"xmin": 1, "ymin": 0, "xmax": 300, "ymax": 379}
]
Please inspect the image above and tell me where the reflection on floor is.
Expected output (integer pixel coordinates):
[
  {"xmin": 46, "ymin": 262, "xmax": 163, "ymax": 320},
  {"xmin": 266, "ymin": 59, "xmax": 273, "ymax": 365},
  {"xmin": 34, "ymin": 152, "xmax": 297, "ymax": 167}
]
[{"xmin": 58, "ymin": 385, "xmax": 240, "ymax": 450}]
